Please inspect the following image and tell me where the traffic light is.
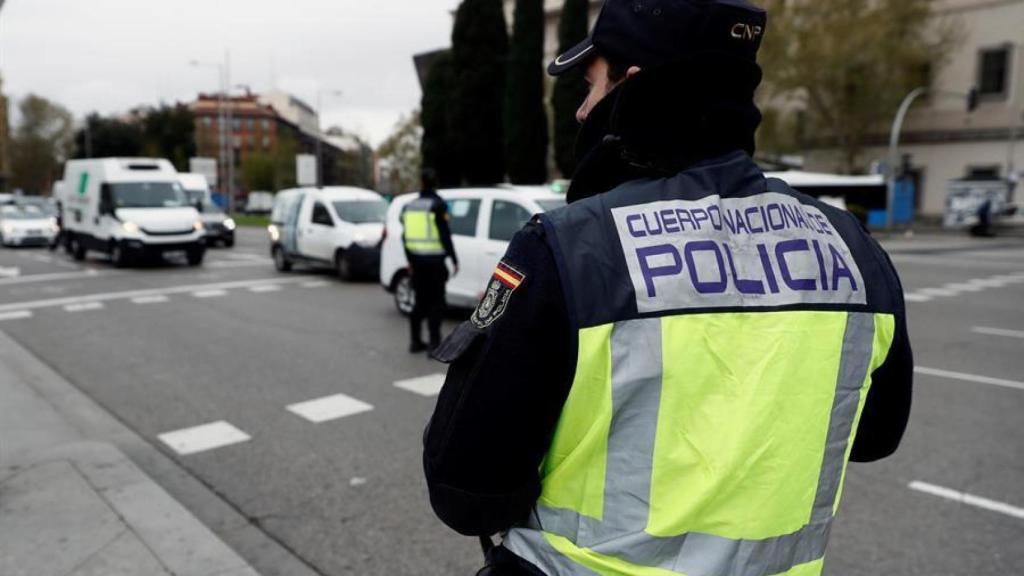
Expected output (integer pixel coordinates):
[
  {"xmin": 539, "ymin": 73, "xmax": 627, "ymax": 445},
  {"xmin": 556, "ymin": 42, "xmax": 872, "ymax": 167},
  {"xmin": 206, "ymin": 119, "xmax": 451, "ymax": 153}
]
[{"xmin": 967, "ymin": 87, "xmax": 980, "ymax": 113}]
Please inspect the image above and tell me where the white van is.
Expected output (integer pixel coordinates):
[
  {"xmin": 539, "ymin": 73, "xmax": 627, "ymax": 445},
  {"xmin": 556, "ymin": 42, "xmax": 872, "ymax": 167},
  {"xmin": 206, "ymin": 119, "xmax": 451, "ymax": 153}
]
[
  {"xmin": 268, "ymin": 187, "xmax": 388, "ymax": 280},
  {"xmin": 179, "ymin": 173, "xmax": 236, "ymax": 247},
  {"xmin": 380, "ymin": 188, "xmax": 565, "ymax": 314},
  {"xmin": 60, "ymin": 158, "xmax": 206, "ymax": 267}
]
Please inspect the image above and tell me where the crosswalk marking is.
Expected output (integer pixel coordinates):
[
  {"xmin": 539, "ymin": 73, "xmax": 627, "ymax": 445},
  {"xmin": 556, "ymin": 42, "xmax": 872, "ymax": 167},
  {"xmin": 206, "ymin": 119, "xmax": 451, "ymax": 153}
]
[
  {"xmin": 394, "ymin": 374, "xmax": 447, "ymax": 397},
  {"xmin": 287, "ymin": 394, "xmax": 374, "ymax": 423},
  {"xmin": 193, "ymin": 289, "xmax": 228, "ymax": 299},
  {"xmin": 909, "ymin": 481, "xmax": 1024, "ymax": 520},
  {"xmin": 64, "ymin": 302, "xmax": 104, "ymax": 313},
  {"xmin": 248, "ymin": 284, "xmax": 282, "ymax": 293},
  {"xmin": 158, "ymin": 421, "xmax": 252, "ymax": 456},
  {"xmin": 0, "ymin": 310, "xmax": 33, "ymax": 322},
  {"xmin": 132, "ymin": 295, "xmax": 170, "ymax": 305}
]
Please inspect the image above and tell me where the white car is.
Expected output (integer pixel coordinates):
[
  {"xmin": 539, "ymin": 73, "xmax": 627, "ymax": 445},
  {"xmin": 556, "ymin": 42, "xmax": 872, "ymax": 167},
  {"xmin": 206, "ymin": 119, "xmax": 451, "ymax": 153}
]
[
  {"xmin": 380, "ymin": 187, "xmax": 566, "ymax": 314},
  {"xmin": 268, "ymin": 187, "xmax": 388, "ymax": 280},
  {"xmin": 0, "ymin": 205, "xmax": 59, "ymax": 247}
]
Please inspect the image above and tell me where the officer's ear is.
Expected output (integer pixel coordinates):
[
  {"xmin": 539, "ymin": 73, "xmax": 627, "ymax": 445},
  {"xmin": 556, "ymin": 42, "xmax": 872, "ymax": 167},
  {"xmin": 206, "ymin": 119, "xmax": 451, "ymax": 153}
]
[{"xmin": 625, "ymin": 66, "xmax": 642, "ymax": 79}]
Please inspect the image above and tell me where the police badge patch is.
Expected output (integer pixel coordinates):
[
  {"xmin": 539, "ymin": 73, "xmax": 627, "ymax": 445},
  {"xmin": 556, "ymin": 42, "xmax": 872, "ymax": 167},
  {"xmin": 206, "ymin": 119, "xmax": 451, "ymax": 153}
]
[{"xmin": 471, "ymin": 261, "xmax": 526, "ymax": 329}]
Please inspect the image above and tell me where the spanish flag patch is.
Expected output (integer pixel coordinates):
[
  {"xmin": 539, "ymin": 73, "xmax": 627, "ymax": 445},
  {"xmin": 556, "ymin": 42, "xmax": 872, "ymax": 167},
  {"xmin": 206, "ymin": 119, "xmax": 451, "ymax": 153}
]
[{"xmin": 471, "ymin": 261, "xmax": 526, "ymax": 329}]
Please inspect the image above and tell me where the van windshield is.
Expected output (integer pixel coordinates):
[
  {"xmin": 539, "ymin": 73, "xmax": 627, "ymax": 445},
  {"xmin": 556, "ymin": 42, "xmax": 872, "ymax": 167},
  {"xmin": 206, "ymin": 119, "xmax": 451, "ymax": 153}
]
[
  {"xmin": 184, "ymin": 189, "xmax": 221, "ymax": 213},
  {"xmin": 111, "ymin": 182, "xmax": 188, "ymax": 209},
  {"xmin": 332, "ymin": 200, "xmax": 386, "ymax": 224}
]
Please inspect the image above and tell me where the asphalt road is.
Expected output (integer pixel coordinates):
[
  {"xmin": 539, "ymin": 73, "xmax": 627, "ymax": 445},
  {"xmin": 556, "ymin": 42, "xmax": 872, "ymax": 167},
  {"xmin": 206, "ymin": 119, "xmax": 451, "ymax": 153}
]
[{"xmin": 0, "ymin": 227, "xmax": 1021, "ymax": 576}]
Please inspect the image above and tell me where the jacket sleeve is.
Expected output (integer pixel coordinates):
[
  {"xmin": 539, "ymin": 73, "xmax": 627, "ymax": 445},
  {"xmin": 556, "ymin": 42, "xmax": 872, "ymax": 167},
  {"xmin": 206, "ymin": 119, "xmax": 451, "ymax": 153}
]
[
  {"xmin": 850, "ymin": 245, "xmax": 914, "ymax": 463},
  {"xmin": 423, "ymin": 223, "xmax": 575, "ymax": 536},
  {"xmin": 433, "ymin": 198, "xmax": 458, "ymax": 266}
]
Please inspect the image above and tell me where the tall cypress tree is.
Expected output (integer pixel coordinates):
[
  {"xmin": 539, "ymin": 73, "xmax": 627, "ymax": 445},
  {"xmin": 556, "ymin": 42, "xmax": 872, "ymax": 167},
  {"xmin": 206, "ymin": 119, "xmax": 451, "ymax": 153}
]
[
  {"xmin": 451, "ymin": 0, "xmax": 508, "ymax": 186},
  {"xmin": 504, "ymin": 0, "xmax": 548, "ymax": 184},
  {"xmin": 552, "ymin": 0, "xmax": 590, "ymax": 177},
  {"xmin": 421, "ymin": 51, "xmax": 461, "ymax": 188}
]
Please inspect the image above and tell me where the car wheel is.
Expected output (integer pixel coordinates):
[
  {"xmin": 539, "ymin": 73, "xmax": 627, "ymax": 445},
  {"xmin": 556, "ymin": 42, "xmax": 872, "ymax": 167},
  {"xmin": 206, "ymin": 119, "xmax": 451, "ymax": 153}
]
[
  {"xmin": 186, "ymin": 247, "xmax": 205, "ymax": 267},
  {"xmin": 336, "ymin": 251, "xmax": 354, "ymax": 281},
  {"xmin": 273, "ymin": 246, "xmax": 292, "ymax": 272},
  {"xmin": 71, "ymin": 236, "xmax": 86, "ymax": 261},
  {"xmin": 394, "ymin": 272, "xmax": 415, "ymax": 316},
  {"xmin": 224, "ymin": 238, "xmax": 235, "ymax": 248},
  {"xmin": 110, "ymin": 242, "xmax": 129, "ymax": 268}
]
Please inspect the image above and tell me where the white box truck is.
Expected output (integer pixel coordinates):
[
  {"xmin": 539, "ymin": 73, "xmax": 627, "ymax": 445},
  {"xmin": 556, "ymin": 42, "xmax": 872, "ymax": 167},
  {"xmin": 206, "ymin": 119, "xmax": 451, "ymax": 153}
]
[{"xmin": 59, "ymin": 158, "xmax": 206, "ymax": 267}]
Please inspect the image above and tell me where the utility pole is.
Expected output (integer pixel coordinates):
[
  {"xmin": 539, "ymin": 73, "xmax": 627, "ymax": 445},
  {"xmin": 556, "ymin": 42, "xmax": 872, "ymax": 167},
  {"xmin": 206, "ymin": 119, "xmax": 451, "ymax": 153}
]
[
  {"xmin": 1006, "ymin": 42, "xmax": 1021, "ymax": 187},
  {"xmin": 191, "ymin": 54, "xmax": 233, "ymax": 212}
]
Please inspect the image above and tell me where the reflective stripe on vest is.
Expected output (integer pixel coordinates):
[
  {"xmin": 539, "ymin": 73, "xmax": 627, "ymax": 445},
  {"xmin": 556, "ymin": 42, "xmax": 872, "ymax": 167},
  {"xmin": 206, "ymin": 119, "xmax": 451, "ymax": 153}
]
[
  {"xmin": 403, "ymin": 199, "xmax": 446, "ymax": 256},
  {"xmin": 505, "ymin": 311, "xmax": 896, "ymax": 576}
]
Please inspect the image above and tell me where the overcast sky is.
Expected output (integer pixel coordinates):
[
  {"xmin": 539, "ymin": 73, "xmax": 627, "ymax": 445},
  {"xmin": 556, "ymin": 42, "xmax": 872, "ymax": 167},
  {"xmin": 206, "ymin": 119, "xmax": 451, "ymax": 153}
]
[{"xmin": 0, "ymin": 0, "xmax": 462, "ymax": 146}]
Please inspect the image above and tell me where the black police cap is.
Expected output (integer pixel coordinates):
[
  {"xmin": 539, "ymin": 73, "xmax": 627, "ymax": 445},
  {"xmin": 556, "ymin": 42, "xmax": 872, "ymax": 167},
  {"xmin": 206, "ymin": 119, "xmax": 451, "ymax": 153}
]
[{"xmin": 548, "ymin": 0, "xmax": 767, "ymax": 76}]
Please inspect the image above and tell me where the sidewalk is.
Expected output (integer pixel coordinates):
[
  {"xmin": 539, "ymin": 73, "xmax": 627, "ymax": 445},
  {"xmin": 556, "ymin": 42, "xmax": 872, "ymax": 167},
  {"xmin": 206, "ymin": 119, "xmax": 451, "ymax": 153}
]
[{"xmin": 0, "ymin": 335, "xmax": 259, "ymax": 576}]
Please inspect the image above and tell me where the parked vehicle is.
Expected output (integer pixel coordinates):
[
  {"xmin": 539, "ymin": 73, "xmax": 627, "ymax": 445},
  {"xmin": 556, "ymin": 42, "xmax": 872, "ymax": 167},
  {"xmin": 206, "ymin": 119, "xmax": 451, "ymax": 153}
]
[
  {"xmin": 14, "ymin": 196, "xmax": 58, "ymax": 217},
  {"xmin": 246, "ymin": 191, "xmax": 275, "ymax": 214},
  {"xmin": 179, "ymin": 173, "xmax": 236, "ymax": 247},
  {"xmin": 268, "ymin": 187, "xmax": 387, "ymax": 280},
  {"xmin": 0, "ymin": 205, "xmax": 59, "ymax": 247},
  {"xmin": 380, "ymin": 187, "xmax": 566, "ymax": 315},
  {"xmin": 58, "ymin": 158, "xmax": 206, "ymax": 267}
]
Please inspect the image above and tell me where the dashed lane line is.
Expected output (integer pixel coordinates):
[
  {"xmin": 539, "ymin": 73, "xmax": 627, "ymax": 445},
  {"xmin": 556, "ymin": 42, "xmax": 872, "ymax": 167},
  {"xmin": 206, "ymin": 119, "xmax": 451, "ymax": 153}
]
[
  {"xmin": 0, "ymin": 277, "xmax": 306, "ymax": 315},
  {"xmin": 64, "ymin": 302, "xmax": 105, "ymax": 313},
  {"xmin": 904, "ymin": 293, "xmax": 932, "ymax": 303},
  {"xmin": 972, "ymin": 326, "xmax": 1024, "ymax": 340},
  {"xmin": 903, "ymin": 272, "xmax": 1024, "ymax": 303},
  {"xmin": 394, "ymin": 374, "xmax": 447, "ymax": 397},
  {"xmin": 916, "ymin": 287, "xmax": 959, "ymax": 298},
  {"xmin": 248, "ymin": 284, "xmax": 282, "ymax": 293},
  {"xmin": 301, "ymin": 280, "xmax": 331, "ymax": 289},
  {"xmin": 286, "ymin": 394, "xmax": 374, "ymax": 423},
  {"xmin": 158, "ymin": 421, "xmax": 252, "ymax": 456},
  {"xmin": 193, "ymin": 289, "xmax": 228, "ymax": 299},
  {"xmin": 915, "ymin": 366, "xmax": 1024, "ymax": 392},
  {"xmin": 132, "ymin": 295, "xmax": 170, "ymax": 305},
  {"xmin": 909, "ymin": 481, "xmax": 1024, "ymax": 520},
  {"xmin": 0, "ymin": 310, "xmax": 33, "ymax": 322},
  {"xmin": 0, "ymin": 269, "xmax": 106, "ymax": 287}
]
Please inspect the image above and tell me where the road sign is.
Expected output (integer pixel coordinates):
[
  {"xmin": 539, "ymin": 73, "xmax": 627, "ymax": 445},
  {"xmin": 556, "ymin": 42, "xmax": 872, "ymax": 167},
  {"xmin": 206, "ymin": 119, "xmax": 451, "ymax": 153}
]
[
  {"xmin": 189, "ymin": 157, "xmax": 218, "ymax": 187},
  {"xmin": 297, "ymin": 155, "xmax": 317, "ymax": 187}
]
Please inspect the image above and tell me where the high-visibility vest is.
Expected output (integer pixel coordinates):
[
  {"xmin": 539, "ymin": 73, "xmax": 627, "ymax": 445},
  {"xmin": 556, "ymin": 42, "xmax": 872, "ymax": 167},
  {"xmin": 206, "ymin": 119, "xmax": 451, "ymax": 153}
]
[
  {"xmin": 503, "ymin": 152, "xmax": 898, "ymax": 576},
  {"xmin": 402, "ymin": 197, "xmax": 446, "ymax": 256}
]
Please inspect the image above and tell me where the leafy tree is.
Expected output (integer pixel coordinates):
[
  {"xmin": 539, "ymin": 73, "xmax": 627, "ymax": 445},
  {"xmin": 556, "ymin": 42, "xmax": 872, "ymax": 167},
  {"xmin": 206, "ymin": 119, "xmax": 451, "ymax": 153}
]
[
  {"xmin": 451, "ymin": 0, "xmax": 508, "ymax": 185},
  {"xmin": 377, "ymin": 112, "xmax": 423, "ymax": 196},
  {"xmin": 758, "ymin": 0, "xmax": 962, "ymax": 173},
  {"xmin": 551, "ymin": 0, "xmax": 590, "ymax": 177},
  {"xmin": 242, "ymin": 133, "xmax": 298, "ymax": 192},
  {"xmin": 326, "ymin": 126, "xmax": 376, "ymax": 189},
  {"xmin": 10, "ymin": 94, "xmax": 73, "ymax": 194},
  {"xmin": 141, "ymin": 104, "xmax": 196, "ymax": 172},
  {"xmin": 421, "ymin": 51, "xmax": 462, "ymax": 188},
  {"xmin": 74, "ymin": 113, "xmax": 144, "ymax": 159},
  {"xmin": 505, "ymin": 0, "xmax": 549, "ymax": 184}
]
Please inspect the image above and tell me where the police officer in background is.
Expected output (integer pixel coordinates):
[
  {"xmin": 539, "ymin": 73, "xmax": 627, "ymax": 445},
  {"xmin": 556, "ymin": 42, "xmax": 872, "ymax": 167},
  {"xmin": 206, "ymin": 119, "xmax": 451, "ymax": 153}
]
[
  {"xmin": 424, "ymin": 1, "xmax": 913, "ymax": 575},
  {"xmin": 403, "ymin": 168, "xmax": 458, "ymax": 354}
]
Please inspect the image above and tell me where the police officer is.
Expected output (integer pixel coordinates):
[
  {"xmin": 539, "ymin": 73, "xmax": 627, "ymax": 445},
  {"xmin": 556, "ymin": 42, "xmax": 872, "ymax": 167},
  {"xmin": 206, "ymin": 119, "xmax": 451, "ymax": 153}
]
[
  {"xmin": 424, "ymin": 1, "xmax": 913, "ymax": 575},
  {"xmin": 403, "ymin": 168, "xmax": 458, "ymax": 354}
]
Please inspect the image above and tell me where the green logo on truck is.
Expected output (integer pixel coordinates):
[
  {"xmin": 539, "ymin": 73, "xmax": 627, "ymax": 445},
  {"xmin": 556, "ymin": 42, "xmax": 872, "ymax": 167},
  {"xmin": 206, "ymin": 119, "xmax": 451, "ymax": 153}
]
[{"xmin": 78, "ymin": 172, "xmax": 89, "ymax": 196}]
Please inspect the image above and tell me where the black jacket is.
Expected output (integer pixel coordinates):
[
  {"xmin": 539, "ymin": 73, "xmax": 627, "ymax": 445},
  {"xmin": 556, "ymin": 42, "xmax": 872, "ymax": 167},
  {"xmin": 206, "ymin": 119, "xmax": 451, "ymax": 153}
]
[{"xmin": 423, "ymin": 59, "xmax": 913, "ymax": 574}]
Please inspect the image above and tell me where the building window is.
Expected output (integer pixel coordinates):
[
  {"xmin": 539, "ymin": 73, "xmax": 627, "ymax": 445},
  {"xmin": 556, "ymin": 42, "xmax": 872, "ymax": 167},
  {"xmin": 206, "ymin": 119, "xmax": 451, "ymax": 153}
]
[
  {"xmin": 978, "ymin": 46, "xmax": 1012, "ymax": 99},
  {"xmin": 262, "ymin": 119, "xmax": 271, "ymax": 130},
  {"xmin": 247, "ymin": 118, "xmax": 255, "ymax": 130},
  {"xmin": 966, "ymin": 165, "xmax": 1001, "ymax": 181},
  {"xmin": 232, "ymin": 118, "xmax": 241, "ymax": 131},
  {"xmin": 202, "ymin": 117, "xmax": 213, "ymax": 128},
  {"xmin": 262, "ymin": 136, "xmax": 271, "ymax": 148}
]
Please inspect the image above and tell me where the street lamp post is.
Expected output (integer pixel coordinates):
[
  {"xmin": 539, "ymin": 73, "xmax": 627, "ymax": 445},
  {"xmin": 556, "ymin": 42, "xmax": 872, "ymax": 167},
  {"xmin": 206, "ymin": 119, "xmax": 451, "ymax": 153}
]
[
  {"xmin": 315, "ymin": 90, "xmax": 343, "ymax": 188},
  {"xmin": 190, "ymin": 52, "xmax": 233, "ymax": 213}
]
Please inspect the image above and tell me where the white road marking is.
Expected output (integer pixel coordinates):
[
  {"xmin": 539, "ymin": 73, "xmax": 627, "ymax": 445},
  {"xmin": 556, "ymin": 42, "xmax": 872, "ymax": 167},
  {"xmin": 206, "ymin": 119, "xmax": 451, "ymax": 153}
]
[
  {"xmin": 0, "ymin": 310, "xmax": 32, "ymax": 322},
  {"xmin": 132, "ymin": 295, "xmax": 170, "ymax": 305},
  {"xmin": 917, "ymin": 287, "xmax": 959, "ymax": 298},
  {"xmin": 909, "ymin": 481, "xmax": 1024, "ymax": 520},
  {"xmin": 193, "ymin": 289, "xmax": 228, "ymax": 299},
  {"xmin": 301, "ymin": 281, "xmax": 331, "ymax": 289},
  {"xmin": 158, "ymin": 421, "xmax": 252, "ymax": 456},
  {"xmin": 944, "ymin": 282, "xmax": 985, "ymax": 293},
  {"xmin": 915, "ymin": 367, "xmax": 1024, "ymax": 392},
  {"xmin": 0, "ymin": 266, "xmax": 21, "ymax": 278},
  {"xmin": 286, "ymin": 394, "xmax": 374, "ymax": 423},
  {"xmin": 394, "ymin": 374, "xmax": 447, "ymax": 397},
  {"xmin": 206, "ymin": 260, "xmax": 273, "ymax": 269},
  {"xmin": 0, "ymin": 269, "xmax": 104, "ymax": 287},
  {"xmin": 968, "ymin": 278, "xmax": 1009, "ymax": 288},
  {"xmin": 0, "ymin": 277, "xmax": 305, "ymax": 315},
  {"xmin": 248, "ymin": 284, "xmax": 282, "ymax": 293},
  {"xmin": 903, "ymin": 293, "xmax": 932, "ymax": 303},
  {"xmin": 972, "ymin": 326, "xmax": 1024, "ymax": 339},
  {"xmin": 64, "ymin": 302, "xmax": 104, "ymax": 313}
]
